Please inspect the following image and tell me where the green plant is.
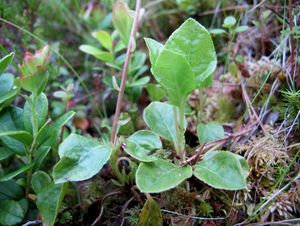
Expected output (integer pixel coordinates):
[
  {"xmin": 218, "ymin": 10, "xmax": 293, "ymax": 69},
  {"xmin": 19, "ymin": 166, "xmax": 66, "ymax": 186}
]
[
  {"xmin": 210, "ymin": 15, "xmax": 248, "ymax": 36},
  {"xmin": 53, "ymin": 17, "xmax": 249, "ymax": 197},
  {"xmin": 52, "ymin": 0, "xmax": 143, "ymax": 190},
  {"xmin": 279, "ymin": 88, "xmax": 300, "ymax": 123},
  {"xmin": 210, "ymin": 15, "xmax": 248, "ymax": 75},
  {"xmin": 175, "ymin": 0, "xmax": 201, "ymax": 14},
  {"xmin": 79, "ymin": 1, "xmax": 149, "ymax": 103},
  {"xmin": 123, "ymin": 18, "xmax": 249, "ymax": 193},
  {"xmin": 49, "ymin": 15, "xmax": 250, "ymax": 226},
  {"xmin": 0, "ymin": 47, "xmax": 74, "ymax": 226}
]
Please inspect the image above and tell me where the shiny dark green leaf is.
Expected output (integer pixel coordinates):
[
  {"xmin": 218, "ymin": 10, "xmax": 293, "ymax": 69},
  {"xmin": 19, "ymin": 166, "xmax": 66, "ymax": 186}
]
[
  {"xmin": 0, "ymin": 107, "xmax": 26, "ymax": 155},
  {"xmin": 0, "ymin": 200, "xmax": 24, "ymax": 225}
]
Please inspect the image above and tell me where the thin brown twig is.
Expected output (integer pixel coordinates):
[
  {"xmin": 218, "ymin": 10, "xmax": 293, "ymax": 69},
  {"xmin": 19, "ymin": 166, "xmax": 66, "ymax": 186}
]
[
  {"xmin": 90, "ymin": 190, "xmax": 123, "ymax": 226},
  {"xmin": 120, "ymin": 196, "xmax": 135, "ymax": 226},
  {"xmin": 91, "ymin": 206, "xmax": 104, "ymax": 226},
  {"xmin": 183, "ymin": 124, "xmax": 255, "ymax": 164},
  {"xmin": 191, "ymin": 144, "xmax": 204, "ymax": 165},
  {"xmin": 111, "ymin": 0, "xmax": 142, "ymax": 144},
  {"xmin": 131, "ymin": 185, "xmax": 143, "ymax": 204}
]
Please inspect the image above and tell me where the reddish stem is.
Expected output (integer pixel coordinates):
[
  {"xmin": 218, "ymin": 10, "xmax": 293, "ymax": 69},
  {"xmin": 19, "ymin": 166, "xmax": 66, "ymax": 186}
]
[
  {"xmin": 183, "ymin": 124, "xmax": 255, "ymax": 165},
  {"xmin": 110, "ymin": 0, "xmax": 142, "ymax": 144}
]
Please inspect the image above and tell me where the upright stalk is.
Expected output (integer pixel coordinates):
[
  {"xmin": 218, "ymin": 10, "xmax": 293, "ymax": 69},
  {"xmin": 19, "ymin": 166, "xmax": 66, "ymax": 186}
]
[
  {"xmin": 0, "ymin": 163, "xmax": 3, "ymax": 177},
  {"xmin": 110, "ymin": 0, "xmax": 141, "ymax": 145},
  {"xmin": 173, "ymin": 107, "xmax": 180, "ymax": 154},
  {"xmin": 174, "ymin": 101, "xmax": 186, "ymax": 161},
  {"xmin": 178, "ymin": 102, "xmax": 186, "ymax": 161},
  {"xmin": 26, "ymin": 93, "xmax": 38, "ymax": 196},
  {"xmin": 109, "ymin": 145, "xmax": 126, "ymax": 185},
  {"xmin": 31, "ymin": 93, "xmax": 38, "ymax": 137}
]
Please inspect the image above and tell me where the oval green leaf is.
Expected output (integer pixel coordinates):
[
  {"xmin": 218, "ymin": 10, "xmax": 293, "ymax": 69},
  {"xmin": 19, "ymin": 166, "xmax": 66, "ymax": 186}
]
[
  {"xmin": 32, "ymin": 171, "xmax": 52, "ymax": 194},
  {"xmin": 23, "ymin": 92, "xmax": 48, "ymax": 133},
  {"xmin": 37, "ymin": 111, "xmax": 75, "ymax": 148},
  {"xmin": 93, "ymin": 30, "xmax": 113, "ymax": 51},
  {"xmin": 0, "ymin": 200, "xmax": 24, "ymax": 225},
  {"xmin": 36, "ymin": 182, "xmax": 67, "ymax": 226},
  {"xmin": 0, "ymin": 73, "xmax": 14, "ymax": 96},
  {"xmin": 0, "ymin": 73, "xmax": 19, "ymax": 109},
  {"xmin": 193, "ymin": 151, "xmax": 249, "ymax": 190},
  {"xmin": 210, "ymin": 28, "xmax": 226, "ymax": 35},
  {"xmin": 0, "ymin": 107, "xmax": 26, "ymax": 155},
  {"xmin": 235, "ymin": 25, "xmax": 249, "ymax": 33},
  {"xmin": 127, "ymin": 76, "xmax": 150, "ymax": 88},
  {"xmin": 164, "ymin": 18, "xmax": 217, "ymax": 85},
  {"xmin": 197, "ymin": 122, "xmax": 225, "ymax": 144},
  {"xmin": 112, "ymin": 1, "xmax": 133, "ymax": 46},
  {"xmin": 223, "ymin": 16, "xmax": 237, "ymax": 28},
  {"xmin": 125, "ymin": 130, "xmax": 162, "ymax": 162},
  {"xmin": 152, "ymin": 49, "xmax": 195, "ymax": 106},
  {"xmin": 143, "ymin": 102, "xmax": 186, "ymax": 147},
  {"xmin": 137, "ymin": 197, "xmax": 163, "ymax": 226},
  {"xmin": 79, "ymin": 45, "xmax": 114, "ymax": 62},
  {"xmin": 0, "ymin": 52, "xmax": 14, "ymax": 74},
  {"xmin": 144, "ymin": 38, "xmax": 164, "ymax": 66},
  {"xmin": 145, "ymin": 83, "xmax": 166, "ymax": 101},
  {"xmin": 0, "ymin": 180, "xmax": 24, "ymax": 201},
  {"xmin": 136, "ymin": 159, "xmax": 193, "ymax": 193},
  {"xmin": 53, "ymin": 134, "xmax": 112, "ymax": 183}
]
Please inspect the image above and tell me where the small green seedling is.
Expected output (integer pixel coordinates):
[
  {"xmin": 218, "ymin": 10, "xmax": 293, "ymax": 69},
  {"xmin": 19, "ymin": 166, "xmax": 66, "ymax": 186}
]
[
  {"xmin": 210, "ymin": 15, "xmax": 249, "ymax": 76},
  {"xmin": 210, "ymin": 15, "xmax": 249, "ymax": 36}
]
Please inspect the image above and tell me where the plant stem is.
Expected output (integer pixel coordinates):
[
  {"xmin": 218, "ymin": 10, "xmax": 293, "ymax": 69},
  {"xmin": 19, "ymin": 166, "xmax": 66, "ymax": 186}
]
[
  {"xmin": 31, "ymin": 93, "xmax": 39, "ymax": 137},
  {"xmin": 173, "ymin": 106, "xmax": 180, "ymax": 155},
  {"xmin": 26, "ymin": 93, "xmax": 38, "ymax": 196},
  {"xmin": 110, "ymin": 0, "xmax": 142, "ymax": 145},
  {"xmin": 0, "ymin": 163, "xmax": 3, "ymax": 177},
  {"xmin": 179, "ymin": 102, "xmax": 186, "ymax": 160},
  {"xmin": 175, "ymin": 101, "xmax": 186, "ymax": 161},
  {"xmin": 109, "ymin": 145, "xmax": 125, "ymax": 185}
]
